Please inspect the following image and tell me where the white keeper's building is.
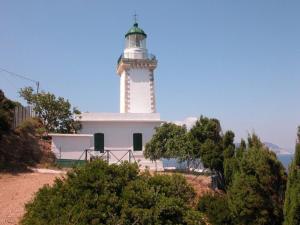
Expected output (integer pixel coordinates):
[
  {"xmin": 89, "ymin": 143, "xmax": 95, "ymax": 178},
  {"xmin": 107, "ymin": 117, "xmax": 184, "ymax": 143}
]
[{"xmin": 50, "ymin": 22, "xmax": 164, "ymax": 170}]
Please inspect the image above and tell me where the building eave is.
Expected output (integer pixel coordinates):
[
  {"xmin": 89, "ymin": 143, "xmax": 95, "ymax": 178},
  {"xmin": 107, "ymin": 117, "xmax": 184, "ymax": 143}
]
[
  {"xmin": 49, "ymin": 133, "xmax": 93, "ymax": 137},
  {"xmin": 79, "ymin": 119, "xmax": 165, "ymax": 123}
]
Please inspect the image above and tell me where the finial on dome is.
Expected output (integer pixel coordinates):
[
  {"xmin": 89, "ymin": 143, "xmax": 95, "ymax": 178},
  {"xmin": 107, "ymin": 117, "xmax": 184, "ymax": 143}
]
[
  {"xmin": 133, "ymin": 12, "xmax": 138, "ymax": 24},
  {"xmin": 125, "ymin": 13, "xmax": 147, "ymax": 38}
]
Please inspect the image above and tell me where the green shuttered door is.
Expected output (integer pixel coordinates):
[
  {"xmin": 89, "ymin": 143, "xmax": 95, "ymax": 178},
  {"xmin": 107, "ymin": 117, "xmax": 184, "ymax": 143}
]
[
  {"xmin": 133, "ymin": 133, "xmax": 142, "ymax": 151},
  {"xmin": 94, "ymin": 133, "xmax": 104, "ymax": 152}
]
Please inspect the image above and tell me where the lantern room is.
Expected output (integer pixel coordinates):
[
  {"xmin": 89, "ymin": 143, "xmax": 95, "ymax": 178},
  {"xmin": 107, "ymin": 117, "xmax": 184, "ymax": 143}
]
[{"xmin": 124, "ymin": 23, "xmax": 148, "ymax": 59}]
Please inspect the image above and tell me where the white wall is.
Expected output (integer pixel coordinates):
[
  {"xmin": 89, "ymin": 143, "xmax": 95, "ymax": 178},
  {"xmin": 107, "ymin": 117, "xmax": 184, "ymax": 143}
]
[
  {"xmin": 127, "ymin": 68, "xmax": 153, "ymax": 113},
  {"xmin": 52, "ymin": 120, "xmax": 161, "ymax": 161},
  {"xmin": 124, "ymin": 47, "xmax": 148, "ymax": 60},
  {"xmin": 80, "ymin": 121, "xmax": 160, "ymax": 151},
  {"xmin": 52, "ymin": 135, "xmax": 92, "ymax": 160},
  {"xmin": 120, "ymin": 71, "xmax": 126, "ymax": 113}
]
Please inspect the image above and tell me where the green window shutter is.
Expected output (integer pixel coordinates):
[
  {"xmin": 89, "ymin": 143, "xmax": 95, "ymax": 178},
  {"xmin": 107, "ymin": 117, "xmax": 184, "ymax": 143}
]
[
  {"xmin": 94, "ymin": 133, "xmax": 104, "ymax": 153},
  {"xmin": 133, "ymin": 133, "xmax": 143, "ymax": 151}
]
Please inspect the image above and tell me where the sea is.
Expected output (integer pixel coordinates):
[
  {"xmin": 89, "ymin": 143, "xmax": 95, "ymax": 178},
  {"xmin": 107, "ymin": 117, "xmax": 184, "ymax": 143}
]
[{"xmin": 277, "ymin": 154, "xmax": 294, "ymax": 170}]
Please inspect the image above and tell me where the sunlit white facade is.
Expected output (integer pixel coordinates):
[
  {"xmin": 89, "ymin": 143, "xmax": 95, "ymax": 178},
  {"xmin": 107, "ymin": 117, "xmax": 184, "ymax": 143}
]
[{"xmin": 50, "ymin": 22, "xmax": 163, "ymax": 171}]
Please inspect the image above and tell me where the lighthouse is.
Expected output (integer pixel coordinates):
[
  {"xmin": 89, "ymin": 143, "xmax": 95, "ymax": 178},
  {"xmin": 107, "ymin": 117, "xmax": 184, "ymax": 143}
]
[
  {"xmin": 50, "ymin": 20, "xmax": 164, "ymax": 171},
  {"xmin": 117, "ymin": 22, "xmax": 157, "ymax": 113}
]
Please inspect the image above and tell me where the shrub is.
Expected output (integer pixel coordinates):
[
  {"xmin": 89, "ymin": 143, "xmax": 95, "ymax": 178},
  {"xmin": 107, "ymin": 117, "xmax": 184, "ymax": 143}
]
[
  {"xmin": 22, "ymin": 160, "xmax": 205, "ymax": 225},
  {"xmin": 0, "ymin": 89, "xmax": 15, "ymax": 138},
  {"xmin": 198, "ymin": 193, "xmax": 232, "ymax": 225},
  {"xmin": 228, "ymin": 144, "xmax": 286, "ymax": 225},
  {"xmin": 0, "ymin": 118, "xmax": 43, "ymax": 171},
  {"xmin": 284, "ymin": 142, "xmax": 300, "ymax": 225}
]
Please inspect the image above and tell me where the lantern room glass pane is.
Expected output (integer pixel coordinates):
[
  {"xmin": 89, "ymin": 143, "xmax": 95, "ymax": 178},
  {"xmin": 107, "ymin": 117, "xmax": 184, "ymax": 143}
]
[{"xmin": 125, "ymin": 34, "xmax": 146, "ymax": 49}]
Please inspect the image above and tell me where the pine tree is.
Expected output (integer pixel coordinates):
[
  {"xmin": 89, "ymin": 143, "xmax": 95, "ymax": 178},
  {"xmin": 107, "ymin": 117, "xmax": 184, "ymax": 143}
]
[
  {"xmin": 284, "ymin": 127, "xmax": 300, "ymax": 225},
  {"xmin": 228, "ymin": 134, "xmax": 286, "ymax": 225}
]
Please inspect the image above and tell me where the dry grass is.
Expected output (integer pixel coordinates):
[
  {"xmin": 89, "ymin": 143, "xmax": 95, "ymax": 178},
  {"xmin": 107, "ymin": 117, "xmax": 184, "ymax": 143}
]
[{"xmin": 0, "ymin": 172, "xmax": 61, "ymax": 225}]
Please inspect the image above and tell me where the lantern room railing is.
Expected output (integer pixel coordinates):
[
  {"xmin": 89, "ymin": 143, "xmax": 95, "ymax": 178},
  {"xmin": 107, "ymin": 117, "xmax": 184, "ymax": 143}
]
[{"xmin": 117, "ymin": 53, "xmax": 156, "ymax": 65}]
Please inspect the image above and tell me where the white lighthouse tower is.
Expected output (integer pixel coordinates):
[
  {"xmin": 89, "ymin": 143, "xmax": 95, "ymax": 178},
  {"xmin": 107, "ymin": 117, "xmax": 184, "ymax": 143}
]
[
  {"xmin": 50, "ymin": 20, "xmax": 164, "ymax": 171},
  {"xmin": 117, "ymin": 22, "xmax": 157, "ymax": 113}
]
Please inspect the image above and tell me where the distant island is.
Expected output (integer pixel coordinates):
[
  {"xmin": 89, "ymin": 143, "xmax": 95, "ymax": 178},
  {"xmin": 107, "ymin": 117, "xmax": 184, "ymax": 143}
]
[{"xmin": 264, "ymin": 142, "xmax": 293, "ymax": 155}]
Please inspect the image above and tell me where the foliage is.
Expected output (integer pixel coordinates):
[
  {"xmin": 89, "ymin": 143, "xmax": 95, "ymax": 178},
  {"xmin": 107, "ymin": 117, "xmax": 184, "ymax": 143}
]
[
  {"xmin": 195, "ymin": 134, "xmax": 287, "ymax": 225},
  {"xmin": 284, "ymin": 127, "xmax": 300, "ymax": 225},
  {"xmin": 223, "ymin": 157, "xmax": 239, "ymax": 187},
  {"xmin": 227, "ymin": 134, "xmax": 287, "ymax": 225},
  {"xmin": 189, "ymin": 116, "xmax": 222, "ymax": 145},
  {"xmin": 198, "ymin": 193, "xmax": 232, "ymax": 225},
  {"xmin": 189, "ymin": 117, "xmax": 235, "ymax": 173},
  {"xmin": 228, "ymin": 173, "xmax": 269, "ymax": 225},
  {"xmin": 190, "ymin": 116, "xmax": 235, "ymax": 189},
  {"xmin": 223, "ymin": 131, "xmax": 235, "ymax": 153},
  {"xmin": 144, "ymin": 115, "xmax": 289, "ymax": 224},
  {"xmin": 22, "ymin": 160, "xmax": 205, "ymax": 225},
  {"xmin": 144, "ymin": 123, "xmax": 190, "ymax": 161},
  {"xmin": 145, "ymin": 116, "xmax": 236, "ymax": 188},
  {"xmin": 247, "ymin": 133, "xmax": 263, "ymax": 148},
  {"xmin": 0, "ymin": 89, "xmax": 16, "ymax": 138},
  {"xmin": 0, "ymin": 90, "xmax": 52, "ymax": 171},
  {"xmin": 235, "ymin": 138, "xmax": 246, "ymax": 158},
  {"xmin": 0, "ymin": 118, "xmax": 44, "ymax": 170},
  {"xmin": 19, "ymin": 86, "xmax": 81, "ymax": 134},
  {"xmin": 199, "ymin": 139, "xmax": 223, "ymax": 172}
]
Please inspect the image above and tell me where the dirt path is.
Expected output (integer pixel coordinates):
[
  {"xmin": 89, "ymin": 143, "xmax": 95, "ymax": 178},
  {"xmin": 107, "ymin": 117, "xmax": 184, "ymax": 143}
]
[{"xmin": 0, "ymin": 172, "xmax": 61, "ymax": 225}]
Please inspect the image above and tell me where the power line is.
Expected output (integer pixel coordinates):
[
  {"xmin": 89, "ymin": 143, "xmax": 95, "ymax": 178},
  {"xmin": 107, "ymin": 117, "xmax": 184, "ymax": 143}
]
[
  {"xmin": 1, "ymin": 72, "xmax": 18, "ymax": 89},
  {"xmin": 0, "ymin": 67, "xmax": 40, "ymax": 93}
]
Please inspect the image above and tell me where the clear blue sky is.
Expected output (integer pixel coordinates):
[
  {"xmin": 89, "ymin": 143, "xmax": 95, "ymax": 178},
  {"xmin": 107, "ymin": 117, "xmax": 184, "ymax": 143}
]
[{"xmin": 1, "ymin": 0, "xmax": 300, "ymax": 150}]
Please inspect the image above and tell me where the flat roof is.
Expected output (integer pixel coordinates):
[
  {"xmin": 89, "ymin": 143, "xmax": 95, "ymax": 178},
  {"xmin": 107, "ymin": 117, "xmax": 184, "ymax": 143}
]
[
  {"xmin": 77, "ymin": 112, "xmax": 162, "ymax": 122},
  {"xmin": 49, "ymin": 134, "xmax": 93, "ymax": 137}
]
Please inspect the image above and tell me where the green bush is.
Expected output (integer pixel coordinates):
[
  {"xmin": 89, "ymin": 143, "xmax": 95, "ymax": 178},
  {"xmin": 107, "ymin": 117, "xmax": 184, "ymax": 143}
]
[
  {"xmin": 22, "ymin": 160, "xmax": 205, "ymax": 225},
  {"xmin": 0, "ymin": 89, "xmax": 15, "ymax": 138},
  {"xmin": 198, "ymin": 193, "xmax": 232, "ymax": 225},
  {"xmin": 284, "ymin": 143, "xmax": 300, "ymax": 225},
  {"xmin": 0, "ymin": 118, "xmax": 43, "ymax": 171},
  {"xmin": 228, "ymin": 143, "xmax": 286, "ymax": 225}
]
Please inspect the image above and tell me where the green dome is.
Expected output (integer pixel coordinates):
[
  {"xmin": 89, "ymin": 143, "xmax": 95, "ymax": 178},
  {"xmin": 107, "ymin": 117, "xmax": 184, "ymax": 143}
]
[{"xmin": 125, "ymin": 23, "xmax": 147, "ymax": 38}]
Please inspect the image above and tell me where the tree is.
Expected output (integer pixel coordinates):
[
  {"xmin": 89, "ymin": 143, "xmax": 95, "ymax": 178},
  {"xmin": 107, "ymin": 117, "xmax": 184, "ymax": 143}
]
[
  {"xmin": 228, "ymin": 173, "xmax": 269, "ymax": 225},
  {"xmin": 228, "ymin": 134, "xmax": 286, "ymax": 225},
  {"xmin": 145, "ymin": 116, "xmax": 237, "ymax": 187},
  {"xmin": 223, "ymin": 157, "xmax": 239, "ymax": 188},
  {"xmin": 284, "ymin": 126, "xmax": 300, "ymax": 225},
  {"xmin": 189, "ymin": 116, "xmax": 224, "ymax": 170},
  {"xmin": 223, "ymin": 131, "xmax": 235, "ymax": 150},
  {"xmin": 144, "ymin": 123, "xmax": 200, "ymax": 171},
  {"xmin": 144, "ymin": 123, "xmax": 189, "ymax": 161},
  {"xmin": 236, "ymin": 138, "xmax": 246, "ymax": 158},
  {"xmin": 22, "ymin": 160, "xmax": 205, "ymax": 225},
  {"xmin": 189, "ymin": 116, "xmax": 230, "ymax": 189},
  {"xmin": 198, "ymin": 193, "xmax": 233, "ymax": 225},
  {"xmin": 0, "ymin": 118, "xmax": 44, "ymax": 171},
  {"xmin": 0, "ymin": 89, "xmax": 16, "ymax": 138},
  {"xmin": 19, "ymin": 87, "xmax": 81, "ymax": 134},
  {"xmin": 0, "ymin": 90, "xmax": 49, "ymax": 171},
  {"xmin": 223, "ymin": 133, "xmax": 240, "ymax": 188},
  {"xmin": 189, "ymin": 116, "xmax": 222, "ymax": 145}
]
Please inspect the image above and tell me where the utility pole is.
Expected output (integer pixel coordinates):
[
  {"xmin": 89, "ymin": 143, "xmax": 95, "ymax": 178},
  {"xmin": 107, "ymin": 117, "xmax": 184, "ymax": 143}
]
[{"xmin": 36, "ymin": 81, "xmax": 40, "ymax": 94}]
